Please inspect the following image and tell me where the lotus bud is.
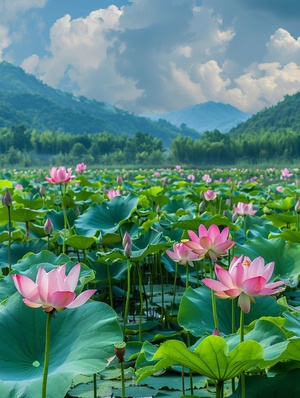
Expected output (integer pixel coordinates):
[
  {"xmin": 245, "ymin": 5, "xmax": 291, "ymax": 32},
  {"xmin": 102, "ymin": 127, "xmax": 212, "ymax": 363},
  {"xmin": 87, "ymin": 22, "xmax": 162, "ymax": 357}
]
[
  {"xmin": 44, "ymin": 218, "xmax": 54, "ymax": 236},
  {"xmin": 116, "ymin": 175, "xmax": 123, "ymax": 185},
  {"xmin": 295, "ymin": 198, "xmax": 300, "ymax": 213},
  {"xmin": 122, "ymin": 231, "xmax": 132, "ymax": 259},
  {"xmin": 40, "ymin": 185, "xmax": 46, "ymax": 198},
  {"xmin": 199, "ymin": 201, "xmax": 206, "ymax": 214},
  {"xmin": 2, "ymin": 190, "xmax": 12, "ymax": 207}
]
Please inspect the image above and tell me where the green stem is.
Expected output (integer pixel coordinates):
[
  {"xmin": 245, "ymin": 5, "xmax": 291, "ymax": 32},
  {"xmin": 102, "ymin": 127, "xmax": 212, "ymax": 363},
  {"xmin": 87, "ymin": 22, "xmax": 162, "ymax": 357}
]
[
  {"xmin": 107, "ymin": 263, "xmax": 114, "ymax": 308},
  {"xmin": 216, "ymin": 380, "xmax": 224, "ymax": 398},
  {"xmin": 209, "ymin": 259, "xmax": 219, "ymax": 330},
  {"xmin": 240, "ymin": 309, "xmax": 246, "ymax": 398},
  {"xmin": 185, "ymin": 263, "xmax": 189, "ymax": 290},
  {"xmin": 42, "ymin": 312, "xmax": 52, "ymax": 398},
  {"xmin": 7, "ymin": 205, "xmax": 11, "ymax": 272},
  {"xmin": 137, "ymin": 263, "xmax": 144, "ymax": 342},
  {"xmin": 93, "ymin": 374, "xmax": 97, "ymax": 398},
  {"xmin": 171, "ymin": 262, "xmax": 178, "ymax": 316},
  {"xmin": 187, "ymin": 332, "xmax": 194, "ymax": 395},
  {"xmin": 123, "ymin": 259, "xmax": 131, "ymax": 334},
  {"xmin": 120, "ymin": 361, "xmax": 126, "ymax": 398}
]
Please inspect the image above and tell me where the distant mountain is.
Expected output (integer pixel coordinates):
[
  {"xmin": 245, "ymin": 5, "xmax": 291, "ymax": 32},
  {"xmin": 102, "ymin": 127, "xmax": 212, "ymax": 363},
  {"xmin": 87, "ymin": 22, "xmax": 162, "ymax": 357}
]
[
  {"xmin": 142, "ymin": 102, "xmax": 252, "ymax": 133},
  {"xmin": 0, "ymin": 61, "xmax": 200, "ymax": 146},
  {"xmin": 228, "ymin": 91, "xmax": 300, "ymax": 137}
]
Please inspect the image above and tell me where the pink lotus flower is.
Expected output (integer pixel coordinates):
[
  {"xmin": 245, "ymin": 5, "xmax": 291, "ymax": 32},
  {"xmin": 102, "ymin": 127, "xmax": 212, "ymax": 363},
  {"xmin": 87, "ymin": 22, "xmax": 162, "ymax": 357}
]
[
  {"xmin": 75, "ymin": 163, "xmax": 87, "ymax": 173},
  {"xmin": 45, "ymin": 167, "xmax": 73, "ymax": 184},
  {"xmin": 12, "ymin": 263, "xmax": 96, "ymax": 313},
  {"xmin": 204, "ymin": 190, "xmax": 217, "ymax": 201},
  {"xmin": 106, "ymin": 189, "xmax": 121, "ymax": 199},
  {"xmin": 184, "ymin": 224, "xmax": 235, "ymax": 262},
  {"xmin": 202, "ymin": 256, "xmax": 286, "ymax": 313},
  {"xmin": 281, "ymin": 168, "xmax": 293, "ymax": 178},
  {"xmin": 166, "ymin": 242, "xmax": 200, "ymax": 266},
  {"xmin": 233, "ymin": 202, "xmax": 257, "ymax": 216},
  {"xmin": 187, "ymin": 174, "xmax": 195, "ymax": 181}
]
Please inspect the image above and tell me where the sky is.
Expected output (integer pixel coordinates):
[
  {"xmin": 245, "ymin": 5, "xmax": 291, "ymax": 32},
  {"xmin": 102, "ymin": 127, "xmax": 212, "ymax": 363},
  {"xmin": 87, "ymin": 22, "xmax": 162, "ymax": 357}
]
[{"xmin": 1, "ymin": 0, "xmax": 300, "ymax": 115}]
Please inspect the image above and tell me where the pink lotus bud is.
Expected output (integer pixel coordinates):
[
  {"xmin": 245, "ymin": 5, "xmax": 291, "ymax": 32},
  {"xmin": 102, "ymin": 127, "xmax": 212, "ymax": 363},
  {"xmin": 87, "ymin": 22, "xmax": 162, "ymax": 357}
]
[
  {"xmin": 2, "ymin": 190, "xmax": 12, "ymax": 207},
  {"xmin": 40, "ymin": 185, "xmax": 46, "ymax": 198},
  {"xmin": 295, "ymin": 199, "xmax": 300, "ymax": 213},
  {"xmin": 122, "ymin": 232, "xmax": 132, "ymax": 259},
  {"xmin": 116, "ymin": 175, "xmax": 123, "ymax": 185},
  {"xmin": 44, "ymin": 218, "xmax": 54, "ymax": 236}
]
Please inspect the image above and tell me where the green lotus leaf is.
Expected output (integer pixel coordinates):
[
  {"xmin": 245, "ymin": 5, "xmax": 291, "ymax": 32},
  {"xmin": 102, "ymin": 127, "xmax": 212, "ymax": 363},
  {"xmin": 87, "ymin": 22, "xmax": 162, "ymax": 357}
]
[
  {"xmin": 150, "ymin": 337, "xmax": 264, "ymax": 381},
  {"xmin": 268, "ymin": 229, "xmax": 300, "ymax": 243},
  {"xmin": 12, "ymin": 193, "xmax": 44, "ymax": 209},
  {"xmin": 0, "ymin": 240, "xmax": 47, "ymax": 269},
  {"xmin": 0, "ymin": 293, "xmax": 122, "ymax": 398},
  {"xmin": 178, "ymin": 286, "xmax": 283, "ymax": 336},
  {"xmin": 46, "ymin": 209, "xmax": 77, "ymax": 230},
  {"xmin": 162, "ymin": 199, "xmax": 197, "ymax": 216},
  {"xmin": 267, "ymin": 197, "xmax": 295, "ymax": 211},
  {"xmin": 284, "ymin": 311, "xmax": 300, "ymax": 337},
  {"xmin": 230, "ymin": 368, "xmax": 300, "ymax": 397},
  {"xmin": 234, "ymin": 236, "xmax": 300, "ymax": 280},
  {"xmin": 172, "ymin": 214, "xmax": 237, "ymax": 232},
  {"xmin": 0, "ymin": 179, "xmax": 13, "ymax": 189},
  {"xmin": 12, "ymin": 250, "xmax": 70, "ymax": 272},
  {"xmin": 10, "ymin": 207, "xmax": 47, "ymax": 222},
  {"xmin": 65, "ymin": 234, "xmax": 97, "ymax": 250},
  {"xmin": 75, "ymin": 193, "xmax": 140, "ymax": 237},
  {"xmin": 97, "ymin": 228, "xmax": 171, "ymax": 261},
  {"xmin": 264, "ymin": 212, "xmax": 298, "ymax": 228}
]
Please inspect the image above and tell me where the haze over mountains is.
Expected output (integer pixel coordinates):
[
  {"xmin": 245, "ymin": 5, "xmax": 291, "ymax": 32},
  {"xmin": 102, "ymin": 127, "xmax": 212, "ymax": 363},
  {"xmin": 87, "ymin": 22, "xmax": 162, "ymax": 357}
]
[
  {"xmin": 0, "ymin": 61, "xmax": 254, "ymax": 145},
  {"xmin": 143, "ymin": 102, "xmax": 252, "ymax": 133}
]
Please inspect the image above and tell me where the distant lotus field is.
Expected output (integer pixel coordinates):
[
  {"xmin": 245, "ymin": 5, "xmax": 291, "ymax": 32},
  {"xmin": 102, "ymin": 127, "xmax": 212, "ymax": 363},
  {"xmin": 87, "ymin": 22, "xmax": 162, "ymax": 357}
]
[{"xmin": 0, "ymin": 164, "xmax": 300, "ymax": 398}]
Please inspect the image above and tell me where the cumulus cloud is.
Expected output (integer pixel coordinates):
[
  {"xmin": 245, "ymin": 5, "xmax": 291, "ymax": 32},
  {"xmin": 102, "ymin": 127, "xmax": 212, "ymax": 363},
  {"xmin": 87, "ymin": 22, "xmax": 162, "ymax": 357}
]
[
  {"xmin": 14, "ymin": 0, "xmax": 300, "ymax": 114},
  {"xmin": 0, "ymin": 0, "xmax": 46, "ymax": 22},
  {"xmin": 0, "ymin": 25, "xmax": 11, "ymax": 60}
]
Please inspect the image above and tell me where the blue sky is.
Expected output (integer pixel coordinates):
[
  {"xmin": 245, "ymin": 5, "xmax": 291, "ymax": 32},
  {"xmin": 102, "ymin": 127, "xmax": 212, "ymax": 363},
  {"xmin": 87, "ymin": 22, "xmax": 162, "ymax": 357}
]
[{"xmin": 1, "ymin": 0, "xmax": 300, "ymax": 114}]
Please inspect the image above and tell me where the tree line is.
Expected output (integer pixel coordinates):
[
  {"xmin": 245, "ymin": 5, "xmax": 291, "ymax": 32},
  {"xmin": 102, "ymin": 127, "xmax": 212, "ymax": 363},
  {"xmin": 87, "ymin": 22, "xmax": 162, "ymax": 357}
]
[{"xmin": 1, "ymin": 124, "xmax": 300, "ymax": 167}]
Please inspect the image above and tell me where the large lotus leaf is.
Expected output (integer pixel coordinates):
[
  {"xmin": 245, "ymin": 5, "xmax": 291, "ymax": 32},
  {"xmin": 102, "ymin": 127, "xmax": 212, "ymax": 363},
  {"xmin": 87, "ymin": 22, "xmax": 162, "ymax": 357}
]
[
  {"xmin": 0, "ymin": 293, "xmax": 122, "ymax": 398},
  {"xmin": 10, "ymin": 207, "xmax": 47, "ymax": 222},
  {"xmin": 75, "ymin": 193, "xmax": 140, "ymax": 237},
  {"xmin": 11, "ymin": 250, "xmax": 70, "ymax": 272},
  {"xmin": 234, "ymin": 236, "xmax": 300, "ymax": 280},
  {"xmin": 268, "ymin": 229, "xmax": 300, "ymax": 243},
  {"xmin": 137, "ymin": 337, "xmax": 264, "ymax": 382},
  {"xmin": 267, "ymin": 197, "xmax": 295, "ymax": 211},
  {"xmin": 162, "ymin": 199, "xmax": 197, "ymax": 216},
  {"xmin": 284, "ymin": 311, "xmax": 300, "ymax": 337},
  {"xmin": 230, "ymin": 369, "xmax": 300, "ymax": 397},
  {"xmin": 172, "ymin": 214, "xmax": 237, "ymax": 232},
  {"xmin": 65, "ymin": 234, "xmax": 97, "ymax": 250},
  {"xmin": 0, "ymin": 240, "xmax": 47, "ymax": 269},
  {"xmin": 0, "ymin": 179, "xmax": 13, "ymax": 189},
  {"xmin": 178, "ymin": 286, "xmax": 283, "ymax": 336},
  {"xmin": 46, "ymin": 209, "xmax": 77, "ymax": 230},
  {"xmin": 225, "ymin": 319, "xmax": 288, "ymax": 364},
  {"xmin": 97, "ymin": 228, "xmax": 171, "ymax": 262},
  {"xmin": 264, "ymin": 212, "xmax": 298, "ymax": 228}
]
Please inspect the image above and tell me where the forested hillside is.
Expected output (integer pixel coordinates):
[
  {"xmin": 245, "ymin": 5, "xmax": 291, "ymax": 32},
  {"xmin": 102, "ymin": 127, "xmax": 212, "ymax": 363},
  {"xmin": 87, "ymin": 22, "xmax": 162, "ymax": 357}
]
[
  {"xmin": 229, "ymin": 92, "xmax": 300, "ymax": 137},
  {"xmin": 0, "ymin": 61, "xmax": 199, "ymax": 146}
]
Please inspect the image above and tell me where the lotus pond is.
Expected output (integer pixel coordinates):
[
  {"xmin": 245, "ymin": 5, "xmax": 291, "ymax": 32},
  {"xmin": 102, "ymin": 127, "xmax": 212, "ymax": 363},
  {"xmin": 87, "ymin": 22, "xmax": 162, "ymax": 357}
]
[{"xmin": 0, "ymin": 165, "xmax": 300, "ymax": 398}]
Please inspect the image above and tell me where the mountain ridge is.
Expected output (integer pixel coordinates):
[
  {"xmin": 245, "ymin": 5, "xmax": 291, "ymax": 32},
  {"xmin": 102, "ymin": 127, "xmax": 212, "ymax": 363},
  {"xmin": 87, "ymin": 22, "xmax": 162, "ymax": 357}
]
[{"xmin": 142, "ymin": 101, "xmax": 252, "ymax": 133}]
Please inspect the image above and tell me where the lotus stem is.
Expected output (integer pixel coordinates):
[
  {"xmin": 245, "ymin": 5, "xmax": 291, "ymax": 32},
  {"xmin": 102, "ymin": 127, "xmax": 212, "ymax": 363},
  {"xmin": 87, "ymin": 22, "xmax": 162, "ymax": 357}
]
[
  {"xmin": 42, "ymin": 312, "xmax": 52, "ymax": 398},
  {"xmin": 136, "ymin": 262, "xmax": 144, "ymax": 342},
  {"xmin": 123, "ymin": 259, "xmax": 131, "ymax": 334},
  {"xmin": 240, "ymin": 309, "xmax": 246, "ymax": 398},
  {"xmin": 171, "ymin": 262, "xmax": 178, "ymax": 316},
  {"xmin": 7, "ymin": 204, "xmax": 11, "ymax": 272},
  {"xmin": 209, "ymin": 259, "xmax": 219, "ymax": 330}
]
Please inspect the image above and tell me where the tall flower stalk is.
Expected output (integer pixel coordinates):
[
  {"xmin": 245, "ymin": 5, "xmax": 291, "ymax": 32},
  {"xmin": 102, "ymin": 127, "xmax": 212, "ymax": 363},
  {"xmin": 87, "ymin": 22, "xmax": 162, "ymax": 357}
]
[
  {"xmin": 2, "ymin": 190, "xmax": 12, "ymax": 272},
  {"xmin": 45, "ymin": 166, "xmax": 73, "ymax": 254},
  {"xmin": 12, "ymin": 263, "xmax": 96, "ymax": 397}
]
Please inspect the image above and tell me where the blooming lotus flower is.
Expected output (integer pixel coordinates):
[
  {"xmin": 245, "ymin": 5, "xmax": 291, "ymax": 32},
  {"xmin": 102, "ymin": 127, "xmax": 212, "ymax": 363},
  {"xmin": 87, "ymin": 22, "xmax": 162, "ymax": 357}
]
[
  {"xmin": 166, "ymin": 242, "xmax": 200, "ymax": 266},
  {"xmin": 106, "ymin": 189, "xmax": 121, "ymax": 199},
  {"xmin": 184, "ymin": 224, "xmax": 235, "ymax": 262},
  {"xmin": 12, "ymin": 263, "xmax": 96, "ymax": 313},
  {"xmin": 281, "ymin": 168, "xmax": 293, "ymax": 178},
  {"xmin": 202, "ymin": 256, "xmax": 286, "ymax": 313},
  {"xmin": 204, "ymin": 190, "xmax": 217, "ymax": 201},
  {"xmin": 45, "ymin": 167, "xmax": 73, "ymax": 184},
  {"xmin": 75, "ymin": 163, "xmax": 87, "ymax": 173},
  {"xmin": 233, "ymin": 202, "xmax": 257, "ymax": 216}
]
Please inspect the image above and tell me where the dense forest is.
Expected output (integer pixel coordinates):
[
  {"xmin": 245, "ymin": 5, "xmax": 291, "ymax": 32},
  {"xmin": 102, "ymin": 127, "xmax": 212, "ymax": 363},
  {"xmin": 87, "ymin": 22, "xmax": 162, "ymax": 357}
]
[{"xmin": 1, "ymin": 124, "xmax": 299, "ymax": 167}]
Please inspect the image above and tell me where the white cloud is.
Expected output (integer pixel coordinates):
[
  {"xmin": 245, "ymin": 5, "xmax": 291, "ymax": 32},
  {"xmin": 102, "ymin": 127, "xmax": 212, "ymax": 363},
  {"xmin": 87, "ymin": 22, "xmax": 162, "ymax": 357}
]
[
  {"xmin": 0, "ymin": 25, "xmax": 11, "ymax": 60},
  {"xmin": 0, "ymin": 0, "xmax": 46, "ymax": 22},
  {"xmin": 15, "ymin": 1, "xmax": 300, "ymax": 115}
]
